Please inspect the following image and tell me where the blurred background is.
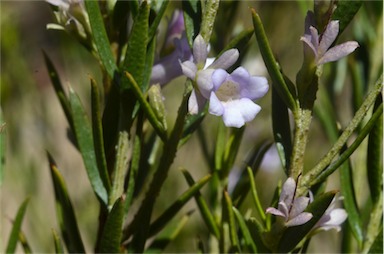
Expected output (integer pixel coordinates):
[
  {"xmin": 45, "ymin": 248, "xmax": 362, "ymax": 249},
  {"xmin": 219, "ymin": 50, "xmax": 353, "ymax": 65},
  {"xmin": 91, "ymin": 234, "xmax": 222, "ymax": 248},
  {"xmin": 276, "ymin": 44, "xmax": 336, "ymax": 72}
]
[{"xmin": 1, "ymin": 0, "xmax": 382, "ymax": 252}]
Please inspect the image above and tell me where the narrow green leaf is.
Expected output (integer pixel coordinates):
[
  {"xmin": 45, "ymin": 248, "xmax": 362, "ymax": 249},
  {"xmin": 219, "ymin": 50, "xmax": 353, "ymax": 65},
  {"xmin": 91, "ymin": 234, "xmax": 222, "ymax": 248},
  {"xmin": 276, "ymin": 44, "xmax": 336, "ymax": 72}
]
[
  {"xmin": 124, "ymin": 132, "xmax": 141, "ymax": 214},
  {"xmin": 99, "ymin": 197, "xmax": 125, "ymax": 253},
  {"xmin": 146, "ymin": 211, "xmax": 193, "ymax": 253},
  {"xmin": 109, "ymin": 131, "xmax": 129, "ymax": 208},
  {"xmin": 142, "ymin": 37, "xmax": 157, "ymax": 93},
  {"xmin": 52, "ymin": 229, "xmax": 64, "ymax": 254},
  {"xmin": 251, "ymin": 9, "xmax": 296, "ymax": 110},
  {"xmin": 222, "ymin": 126, "xmax": 245, "ymax": 176},
  {"xmin": 91, "ymin": 78, "xmax": 111, "ymax": 193},
  {"xmin": 311, "ymin": 102, "xmax": 383, "ymax": 186},
  {"xmin": 180, "ymin": 109, "xmax": 206, "ymax": 147},
  {"xmin": 182, "ymin": 0, "xmax": 202, "ymax": 47},
  {"xmin": 85, "ymin": 0, "xmax": 117, "ymax": 78},
  {"xmin": 121, "ymin": 1, "xmax": 150, "ymax": 90},
  {"xmin": 219, "ymin": 29, "xmax": 254, "ymax": 56},
  {"xmin": 278, "ymin": 191, "xmax": 336, "ymax": 252},
  {"xmin": 246, "ymin": 217, "xmax": 270, "ymax": 253},
  {"xmin": 124, "ymin": 72, "xmax": 167, "ymax": 141},
  {"xmin": 5, "ymin": 198, "xmax": 29, "ymax": 254},
  {"xmin": 331, "ymin": 0, "xmax": 363, "ymax": 36},
  {"xmin": 367, "ymin": 95, "xmax": 383, "ymax": 203},
  {"xmin": 233, "ymin": 207, "xmax": 257, "ymax": 253},
  {"xmin": 272, "ymin": 85, "xmax": 292, "ymax": 171},
  {"xmin": 148, "ymin": 0, "xmax": 169, "ymax": 41},
  {"xmin": 48, "ymin": 154, "xmax": 85, "ymax": 253},
  {"xmin": 363, "ymin": 192, "xmax": 383, "ymax": 253},
  {"xmin": 368, "ymin": 228, "xmax": 383, "ymax": 254},
  {"xmin": 200, "ymin": 0, "xmax": 219, "ymax": 42},
  {"xmin": 69, "ymin": 88, "xmax": 108, "ymax": 205},
  {"xmin": 214, "ymin": 122, "xmax": 226, "ymax": 171},
  {"xmin": 43, "ymin": 51, "xmax": 74, "ymax": 131},
  {"xmin": 128, "ymin": 0, "xmax": 140, "ymax": 18},
  {"xmin": 340, "ymin": 158, "xmax": 364, "ymax": 246},
  {"xmin": 148, "ymin": 172, "xmax": 211, "ymax": 237},
  {"xmin": 231, "ymin": 141, "xmax": 272, "ymax": 207},
  {"xmin": 222, "ymin": 191, "xmax": 240, "ymax": 253},
  {"xmin": 0, "ymin": 109, "xmax": 5, "ymax": 186},
  {"xmin": 181, "ymin": 170, "xmax": 219, "ymax": 238},
  {"xmin": 247, "ymin": 167, "xmax": 266, "ymax": 222},
  {"xmin": 18, "ymin": 230, "xmax": 32, "ymax": 254}
]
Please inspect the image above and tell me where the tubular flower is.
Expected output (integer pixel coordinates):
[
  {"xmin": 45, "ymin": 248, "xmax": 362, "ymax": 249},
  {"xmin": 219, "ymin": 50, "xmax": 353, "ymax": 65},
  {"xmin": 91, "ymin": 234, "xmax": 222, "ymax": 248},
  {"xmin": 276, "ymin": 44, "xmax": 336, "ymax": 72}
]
[
  {"xmin": 180, "ymin": 34, "xmax": 268, "ymax": 128},
  {"xmin": 150, "ymin": 10, "xmax": 192, "ymax": 85},
  {"xmin": 300, "ymin": 20, "xmax": 359, "ymax": 65},
  {"xmin": 312, "ymin": 197, "xmax": 347, "ymax": 232},
  {"xmin": 266, "ymin": 177, "xmax": 313, "ymax": 227}
]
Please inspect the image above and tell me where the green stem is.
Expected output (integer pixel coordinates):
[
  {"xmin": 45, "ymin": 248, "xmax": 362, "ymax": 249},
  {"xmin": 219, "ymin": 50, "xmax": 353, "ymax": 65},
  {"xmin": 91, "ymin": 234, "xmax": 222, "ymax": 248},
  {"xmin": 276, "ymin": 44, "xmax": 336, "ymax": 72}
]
[
  {"xmin": 289, "ymin": 108, "xmax": 312, "ymax": 179},
  {"xmin": 299, "ymin": 75, "xmax": 383, "ymax": 193},
  {"xmin": 200, "ymin": 0, "xmax": 220, "ymax": 42},
  {"xmin": 362, "ymin": 192, "xmax": 383, "ymax": 253},
  {"xmin": 126, "ymin": 83, "xmax": 191, "ymax": 252}
]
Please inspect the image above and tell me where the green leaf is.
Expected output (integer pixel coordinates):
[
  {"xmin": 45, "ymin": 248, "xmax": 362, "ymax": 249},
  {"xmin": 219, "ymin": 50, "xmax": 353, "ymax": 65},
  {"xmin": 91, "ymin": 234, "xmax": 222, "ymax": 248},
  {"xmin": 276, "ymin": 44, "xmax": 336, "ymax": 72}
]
[
  {"xmin": 121, "ymin": 0, "xmax": 150, "ymax": 90},
  {"xmin": 331, "ymin": 0, "xmax": 363, "ymax": 36},
  {"xmin": 222, "ymin": 127, "xmax": 245, "ymax": 177},
  {"xmin": 181, "ymin": 170, "xmax": 219, "ymax": 238},
  {"xmin": 91, "ymin": 78, "xmax": 111, "ymax": 193},
  {"xmin": 246, "ymin": 167, "xmax": 266, "ymax": 223},
  {"xmin": 98, "ymin": 197, "xmax": 125, "ymax": 253},
  {"xmin": 142, "ymin": 37, "xmax": 157, "ymax": 93},
  {"xmin": 52, "ymin": 229, "xmax": 64, "ymax": 254},
  {"xmin": 43, "ymin": 51, "xmax": 74, "ymax": 131},
  {"xmin": 69, "ymin": 88, "xmax": 108, "ymax": 205},
  {"xmin": 124, "ymin": 72, "xmax": 167, "ymax": 141},
  {"xmin": 246, "ymin": 217, "xmax": 270, "ymax": 253},
  {"xmin": 222, "ymin": 191, "xmax": 240, "ymax": 253},
  {"xmin": 109, "ymin": 131, "xmax": 129, "ymax": 208},
  {"xmin": 148, "ymin": 0, "xmax": 169, "ymax": 41},
  {"xmin": 48, "ymin": 154, "xmax": 85, "ymax": 253},
  {"xmin": 233, "ymin": 207, "xmax": 257, "ymax": 253},
  {"xmin": 214, "ymin": 122, "xmax": 226, "ymax": 171},
  {"xmin": 0, "ymin": 108, "xmax": 5, "ymax": 186},
  {"xmin": 146, "ymin": 211, "xmax": 193, "ymax": 253},
  {"xmin": 278, "ymin": 191, "xmax": 336, "ymax": 253},
  {"xmin": 367, "ymin": 95, "xmax": 383, "ymax": 203},
  {"xmin": 340, "ymin": 159, "xmax": 364, "ymax": 247},
  {"xmin": 272, "ymin": 85, "xmax": 292, "ymax": 171},
  {"xmin": 5, "ymin": 198, "xmax": 29, "ymax": 254},
  {"xmin": 251, "ymin": 9, "xmax": 296, "ymax": 110},
  {"xmin": 18, "ymin": 230, "xmax": 32, "ymax": 254},
  {"xmin": 369, "ymin": 228, "xmax": 383, "ymax": 254},
  {"xmin": 231, "ymin": 141, "xmax": 272, "ymax": 207},
  {"xmin": 182, "ymin": 0, "xmax": 202, "ymax": 47},
  {"xmin": 124, "ymin": 132, "xmax": 141, "ymax": 214},
  {"xmin": 85, "ymin": 0, "xmax": 117, "ymax": 78}
]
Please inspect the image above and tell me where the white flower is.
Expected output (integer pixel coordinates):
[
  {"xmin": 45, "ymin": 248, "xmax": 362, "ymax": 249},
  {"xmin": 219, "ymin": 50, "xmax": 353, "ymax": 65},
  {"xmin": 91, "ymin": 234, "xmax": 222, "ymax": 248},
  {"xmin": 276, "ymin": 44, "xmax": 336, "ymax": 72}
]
[{"xmin": 312, "ymin": 197, "xmax": 347, "ymax": 232}]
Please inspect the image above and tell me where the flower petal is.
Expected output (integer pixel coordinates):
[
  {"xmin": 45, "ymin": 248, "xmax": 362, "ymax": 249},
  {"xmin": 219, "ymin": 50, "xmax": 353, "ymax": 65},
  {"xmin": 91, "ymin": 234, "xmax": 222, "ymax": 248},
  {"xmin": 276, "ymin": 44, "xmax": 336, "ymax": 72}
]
[
  {"xmin": 208, "ymin": 92, "xmax": 224, "ymax": 116},
  {"xmin": 196, "ymin": 69, "xmax": 215, "ymax": 98},
  {"xmin": 151, "ymin": 52, "xmax": 183, "ymax": 85},
  {"xmin": 286, "ymin": 212, "xmax": 313, "ymax": 227},
  {"xmin": 209, "ymin": 48, "xmax": 239, "ymax": 69},
  {"xmin": 193, "ymin": 34, "xmax": 208, "ymax": 65},
  {"xmin": 290, "ymin": 197, "xmax": 310, "ymax": 218},
  {"xmin": 241, "ymin": 76, "xmax": 269, "ymax": 100},
  {"xmin": 229, "ymin": 67, "xmax": 250, "ymax": 86},
  {"xmin": 317, "ymin": 41, "xmax": 359, "ymax": 65},
  {"xmin": 266, "ymin": 207, "xmax": 286, "ymax": 218},
  {"xmin": 300, "ymin": 36, "xmax": 317, "ymax": 57},
  {"xmin": 222, "ymin": 99, "xmax": 260, "ymax": 128},
  {"xmin": 309, "ymin": 26, "xmax": 319, "ymax": 52},
  {"xmin": 318, "ymin": 20, "xmax": 339, "ymax": 57},
  {"xmin": 180, "ymin": 60, "xmax": 197, "ymax": 80},
  {"xmin": 188, "ymin": 89, "xmax": 206, "ymax": 115},
  {"xmin": 318, "ymin": 209, "xmax": 347, "ymax": 231},
  {"xmin": 280, "ymin": 177, "xmax": 296, "ymax": 206},
  {"xmin": 212, "ymin": 69, "xmax": 229, "ymax": 91}
]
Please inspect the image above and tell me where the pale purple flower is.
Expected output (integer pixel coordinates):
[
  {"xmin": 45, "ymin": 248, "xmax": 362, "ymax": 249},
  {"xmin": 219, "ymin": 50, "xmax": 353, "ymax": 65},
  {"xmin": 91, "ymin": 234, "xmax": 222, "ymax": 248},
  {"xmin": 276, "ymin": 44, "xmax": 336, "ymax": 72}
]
[
  {"xmin": 300, "ymin": 20, "xmax": 359, "ymax": 65},
  {"xmin": 312, "ymin": 197, "xmax": 347, "ymax": 232},
  {"xmin": 266, "ymin": 177, "xmax": 313, "ymax": 227},
  {"xmin": 180, "ymin": 35, "xmax": 268, "ymax": 128},
  {"xmin": 150, "ymin": 11, "xmax": 192, "ymax": 85}
]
